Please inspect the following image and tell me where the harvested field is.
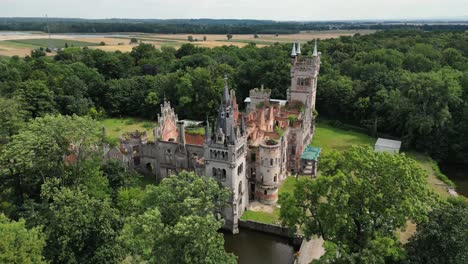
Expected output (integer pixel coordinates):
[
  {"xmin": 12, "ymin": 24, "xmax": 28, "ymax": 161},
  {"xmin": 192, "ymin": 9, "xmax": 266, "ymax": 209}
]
[{"xmin": 0, "ymin": 30, "xmax": 375, "ymax": 57}]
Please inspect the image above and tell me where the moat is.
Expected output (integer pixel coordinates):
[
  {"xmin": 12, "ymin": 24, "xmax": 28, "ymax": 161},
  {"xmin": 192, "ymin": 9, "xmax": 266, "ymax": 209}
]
[
  {"xmin": 441, "ymin": 163, "xmax": 468, "ymax": 197},
  {"xmin": 223, "ymin": 229, "xmax": 296, "ymax": 264}
]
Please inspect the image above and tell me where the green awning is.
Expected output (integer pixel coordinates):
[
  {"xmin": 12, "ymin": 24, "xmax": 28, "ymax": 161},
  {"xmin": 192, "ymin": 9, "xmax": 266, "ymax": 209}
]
[{"xmin": 301, "ymin": 146, "xmax": 321, "ymax": 161}]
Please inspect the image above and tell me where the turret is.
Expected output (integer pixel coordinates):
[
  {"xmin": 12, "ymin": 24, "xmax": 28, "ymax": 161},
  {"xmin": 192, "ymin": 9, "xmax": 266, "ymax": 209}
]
[
  {"xmin": 290, "ymin": 43, "xmax": 297, "ymax": 57},
  {"xmin": 223, "ymin": 75, "xmax": 230, "ymax": 106},
  {"xmin": 312, "ymin": 39, "xmax": 318, "ymax": 57},
  {"xmin": 296, "ymin": 42, "xmax": 301, "ymax": 55}
]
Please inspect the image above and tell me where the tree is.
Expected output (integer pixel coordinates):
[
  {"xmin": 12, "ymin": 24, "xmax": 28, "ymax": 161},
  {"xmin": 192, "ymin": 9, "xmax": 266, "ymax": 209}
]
[
  {"xmin": 404, "ymin": 198, "xmax": 468, "ymax": 264},
  {"xmin": 0, "ymin": 214, "xmax": 46, "ymax": 264},
  {"xmin": 188, "ymin": 35, "xmax": 194, "ymax": 42},
  {"xmin": 99, "ymin": 41, "xmax": 106, "ymax": 46},
  {"xmin": 280, "ymin": 146, "xmax": 435, "ymax": 263},
  {"xmin": 226, "ymin": 33, "xmax": 233, "ymax": 40},
  {"xmin": 129, "ymin": 38, "xmax": 139, "ymax": 44},
  {"xmin": 119, "ymin": 171, "xmax": 235, "ymax": 263},
  {"xmin": 0, "ymin": 97, "xmax": 27, "ymax": 144},
  {"xmin": 14, "ymin": 80, "xmax": 56, "ymax": 118},
  {"xmin": 254, "ymin": 34, "xmax": 259, "ymax": 38},
  {"xmin": 39, "ymin": 183, "xmax": 122, "ymax": 264},
  {"xmin": 0, "ymin": 115, "xmax": 103, "ymax": 208},
  {"xmin": 203, "ymin": 36, "xmax": 207, "ymax": 41}
]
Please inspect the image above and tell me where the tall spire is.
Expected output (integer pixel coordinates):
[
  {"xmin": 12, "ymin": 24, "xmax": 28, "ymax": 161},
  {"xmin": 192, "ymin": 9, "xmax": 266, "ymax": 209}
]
[
  {"xmin": 205, "ymin": 116, "xmax": 211, "ymax": 144},
  {"xmin": 223, "ymin": 74, "xmax": 230, "ymax": 105},
  {"xmin": 296, "ymin": 42, "xmax": 301, "ymax": 55},
  {"xmin": 290, "ymin": 43, "xmax": 297, "ymax": 57},
  {"xmin": 240, "ymin": 115, "xmax": 246, "ymax": 136},
  {"xmin": 312, "ymin": 39, "xmax": 318, "ymax": 57}
]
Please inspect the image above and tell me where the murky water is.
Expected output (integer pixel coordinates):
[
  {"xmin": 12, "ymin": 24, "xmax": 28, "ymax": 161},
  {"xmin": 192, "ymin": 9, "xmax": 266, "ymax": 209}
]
[
  {"xmin": 440, "ymin": 163, "xmax": 468, "ymax": 197},
  {"xmin": 223, "ymin": 228, "xmax": 295, "ymax": 264}
]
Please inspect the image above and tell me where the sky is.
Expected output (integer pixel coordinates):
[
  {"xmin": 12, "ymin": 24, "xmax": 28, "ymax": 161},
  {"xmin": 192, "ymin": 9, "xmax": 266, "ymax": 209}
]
[{"xmin": 0, "ymin": 0, "xmax": 467, "ymax": 21}]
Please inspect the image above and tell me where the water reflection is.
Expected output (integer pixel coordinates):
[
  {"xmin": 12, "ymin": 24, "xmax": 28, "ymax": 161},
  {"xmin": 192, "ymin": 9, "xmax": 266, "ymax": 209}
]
[{"xmin": 223, "ymin": 228, "xmax": 295, "ymax": 264}]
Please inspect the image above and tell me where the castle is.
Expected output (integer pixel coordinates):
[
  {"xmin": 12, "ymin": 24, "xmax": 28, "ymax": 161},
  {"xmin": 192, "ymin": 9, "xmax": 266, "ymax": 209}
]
[{"xmin": 104, "ymin": 42, "xmax": 321, "ymax": 233}]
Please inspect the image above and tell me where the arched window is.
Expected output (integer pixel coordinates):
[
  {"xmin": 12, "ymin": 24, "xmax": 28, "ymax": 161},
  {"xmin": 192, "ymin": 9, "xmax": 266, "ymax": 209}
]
[
  {"xmin": 222, "ymin": 169, "xmax": 227, "ymax": 179},
  {"xmin": 270, "ymin": 159, "xmax": 274, "ymax": 166},
  {"xmin": 238, "ymin": 181, "xmax": 242, "ymax": 195},
  {"xmin": 274, "ymin": 174, "xmax": 277, "ymax": 182},
  {"xmin": 264, "ymin": 190, "xmax": 267, "ymax": 195},
  {"xmin": 213, "ymin": 167, "xmax": 217, "ymax": 177}
]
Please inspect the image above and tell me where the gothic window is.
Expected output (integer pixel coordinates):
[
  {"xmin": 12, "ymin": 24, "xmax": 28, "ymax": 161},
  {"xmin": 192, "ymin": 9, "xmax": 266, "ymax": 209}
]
[
  {"xmin": 165, "ymin": 149, "xmax": 172, "ymax": 162},
  {"xmin": 251, "ymin": 153, "xmax": 256, "ymax": 162},
  {"xmin": 270, "ymin": 159, "xmax": 274, "ymax": 166},
  {"xmin": 213, "ymin": 167, "xmax": 217, "ymax": 177},
  {"xmin": 264, "ymin": 190, "xmax": 267, "ymax": 195},
  {"xmin": 222, "ymin": 169, "xmax": 227, "ymax": 180},
  {"xmin": 237, "ymin": 162, "xmax": 243, "ymax": 175},
  {"xmin": 274, "ymin": 174, "xmax": 277, "ymax": 183},
  {"xmin": 238, "ymin": 181, "xmax": 242, "ymax": 195},
  {"xmin": 251, "ymin": 167, "xmax": 256, "ymax": 178}
]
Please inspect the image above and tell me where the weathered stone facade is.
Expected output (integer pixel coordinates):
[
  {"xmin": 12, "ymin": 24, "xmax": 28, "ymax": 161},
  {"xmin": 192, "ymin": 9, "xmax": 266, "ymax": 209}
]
[{"xmin": 104, "ymin": 43, "xmax": 321, "ymax": 233}]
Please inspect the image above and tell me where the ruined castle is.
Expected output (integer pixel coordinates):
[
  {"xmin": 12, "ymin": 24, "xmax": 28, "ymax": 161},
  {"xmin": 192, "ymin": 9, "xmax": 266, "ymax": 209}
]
[{"xmin": 105, "ymin": 42, "xmax": 321, "ymax": 233}]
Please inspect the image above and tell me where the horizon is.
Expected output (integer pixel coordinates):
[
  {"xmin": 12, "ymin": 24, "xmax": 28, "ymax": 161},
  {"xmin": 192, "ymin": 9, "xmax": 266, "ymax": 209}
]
[{"xmin": 1, "ymin": 0, "xmax": 467, "ymax": 21}]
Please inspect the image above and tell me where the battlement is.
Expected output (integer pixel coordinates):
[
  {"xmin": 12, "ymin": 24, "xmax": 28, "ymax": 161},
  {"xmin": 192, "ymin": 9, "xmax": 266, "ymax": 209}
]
[{"xmin": 249, "ymin": 86, "xmax": 271, "ymax": 99}]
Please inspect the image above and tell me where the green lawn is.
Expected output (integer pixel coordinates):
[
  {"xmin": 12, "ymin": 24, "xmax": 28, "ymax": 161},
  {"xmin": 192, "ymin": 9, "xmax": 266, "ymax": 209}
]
[
  {"xmin": 8, "ymin": 39, "xmax": 99, "ymax": 48},
  {"xmin": 311, "ymin": 122, "xmax": 375, "ymax": 154},
  {"xmin": 100, "ymin": 117, "xmax": 156, "ymax": 141},
  {"xmin": 241, "ymin": 209, "xmax": 280, "ymax": 225}
]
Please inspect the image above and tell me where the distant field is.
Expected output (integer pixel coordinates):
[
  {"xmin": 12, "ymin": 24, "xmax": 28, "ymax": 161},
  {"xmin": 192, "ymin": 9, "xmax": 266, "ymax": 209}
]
[
  {"xmin": 0, "ymin": 29, "xmax": 375, "ymax": 57},
  {"xmin": 8, "ymin": 38, "xmax": 98, "ymax": 48}
]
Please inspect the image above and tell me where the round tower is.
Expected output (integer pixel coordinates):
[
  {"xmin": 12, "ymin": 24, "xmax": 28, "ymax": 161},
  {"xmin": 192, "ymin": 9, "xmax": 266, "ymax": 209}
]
[{"xmin": 256, "ymin": 138, "xmax": 282, "ymax": 204}]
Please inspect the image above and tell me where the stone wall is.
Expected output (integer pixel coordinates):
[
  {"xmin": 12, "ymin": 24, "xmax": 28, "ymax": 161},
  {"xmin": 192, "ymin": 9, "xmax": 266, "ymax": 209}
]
[{"xmin": 239, "ymin": 220, "xmax": 303, "ymax": 247}]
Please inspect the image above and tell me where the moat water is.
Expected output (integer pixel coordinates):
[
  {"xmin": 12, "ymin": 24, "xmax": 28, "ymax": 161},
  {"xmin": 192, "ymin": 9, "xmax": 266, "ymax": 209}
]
[
  {"xmin": 440, "ymin": 163, "xmax": 468, "ymax": 197},
  {"xmin": 223, "ymin": 228, "xmax": 295, "ymax": 264}
]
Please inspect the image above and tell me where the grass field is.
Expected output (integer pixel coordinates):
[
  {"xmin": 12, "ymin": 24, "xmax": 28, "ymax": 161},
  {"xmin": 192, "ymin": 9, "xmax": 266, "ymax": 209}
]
[
  {"xmin": 100, "ymin": 117, "xmax": 156, "ymax": 141},
  {"xmin": 8, "ymin": 38, "xmax": 98, "ymax": 48}
]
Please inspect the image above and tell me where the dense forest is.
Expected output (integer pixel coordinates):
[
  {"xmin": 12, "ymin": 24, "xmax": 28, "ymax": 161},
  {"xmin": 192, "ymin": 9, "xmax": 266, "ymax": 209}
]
[
  {"xmin": 0, "ymin": 29, "xmax": 467, "ymax": 263},
  {"xmin": 1, "ymin": 18, "xmax": 468, "ymax": 34},
  {"xmin": 1, "ymin": 29, "xmax": 467, "ymax": 164}
]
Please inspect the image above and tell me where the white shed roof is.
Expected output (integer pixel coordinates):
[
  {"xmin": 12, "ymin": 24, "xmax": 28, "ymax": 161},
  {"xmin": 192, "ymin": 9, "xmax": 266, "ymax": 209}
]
[
  {"xmin": 243, "ymin": 97, "xmax": 288, "ymax": 106},
  {"xmin": 375, "ymin": 138, "xmax": 402, "ymax": 149}
]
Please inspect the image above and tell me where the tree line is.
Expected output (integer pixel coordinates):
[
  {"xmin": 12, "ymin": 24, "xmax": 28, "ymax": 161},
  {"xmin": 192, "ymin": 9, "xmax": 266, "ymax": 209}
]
[{"xmin": 1, "ymin": 18, "xmax": 468, "ymax": 34}]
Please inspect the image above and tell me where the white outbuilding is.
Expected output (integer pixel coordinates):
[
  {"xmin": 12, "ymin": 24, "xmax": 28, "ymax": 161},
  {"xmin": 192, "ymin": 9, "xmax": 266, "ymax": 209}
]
[{"xmin": 374, "ymin": 138, "xmax": 402, "ymax": 154}]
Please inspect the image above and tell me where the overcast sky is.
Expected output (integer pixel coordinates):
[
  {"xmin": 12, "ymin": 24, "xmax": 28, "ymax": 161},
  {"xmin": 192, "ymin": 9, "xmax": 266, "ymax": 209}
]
[{"xmin": 0, "ymin": 0, "xmax": 466, "ymax": 20}]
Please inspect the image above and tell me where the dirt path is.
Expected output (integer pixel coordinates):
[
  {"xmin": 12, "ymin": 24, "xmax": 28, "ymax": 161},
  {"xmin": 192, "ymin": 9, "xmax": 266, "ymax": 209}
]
[{"xmin": 297, "ymin": 237, "xmax": 325, "ymax": 264}]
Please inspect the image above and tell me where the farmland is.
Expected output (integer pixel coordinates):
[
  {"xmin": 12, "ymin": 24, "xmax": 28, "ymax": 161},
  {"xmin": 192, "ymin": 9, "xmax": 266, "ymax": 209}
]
[{"xmin": 0, "ymin": 29, "xmax": 376, "ymax": 57}]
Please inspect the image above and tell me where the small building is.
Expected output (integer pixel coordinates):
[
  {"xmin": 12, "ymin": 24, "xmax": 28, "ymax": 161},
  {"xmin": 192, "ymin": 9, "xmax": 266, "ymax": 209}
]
[
  {"xmin": 300, "ymin": 146, "xmax": 321, "ymax": 177},
  {"xmin": 374, "ymin": 138, "xmax": 402, "ymax": 154}
]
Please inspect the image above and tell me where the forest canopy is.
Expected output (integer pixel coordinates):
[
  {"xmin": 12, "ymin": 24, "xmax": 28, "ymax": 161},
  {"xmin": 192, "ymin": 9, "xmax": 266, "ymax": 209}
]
[{"xmin": 0, "ymin": 29, "xmax": 467, "ymax": 164}]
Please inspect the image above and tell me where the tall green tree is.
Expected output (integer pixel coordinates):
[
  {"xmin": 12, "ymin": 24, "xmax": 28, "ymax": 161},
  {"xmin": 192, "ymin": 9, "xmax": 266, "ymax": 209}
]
[
  {"xmin": 280, "ymin": 146, "xmax": 435, "ymax": 263},
  {"xmin": 119, "ymin": 171, "xmax": 235, "ymax": 263},
  {"xmin": 39, "ymin": 183, "xmax": 122, "ymax": 264},
  {"xmin": 404, "ymin": 198, "xmax": 468, "ymax": 264},
  {"xmin": 0, "ymin": 214, "xmax": 46, "ymax": 264}
]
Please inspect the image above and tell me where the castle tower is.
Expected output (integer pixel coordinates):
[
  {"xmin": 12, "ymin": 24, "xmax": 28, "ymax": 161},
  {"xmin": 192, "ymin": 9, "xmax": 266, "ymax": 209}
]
[
  {"xmin": 256, "ymin": 139, "xmax": 282, "ymax": 204},
  {"xmin": 205, "ymin": 76, "xmax": 248, "ymax": 234},
  {"xmin": 288, "ymin": 41, "xmax": 321, "ymax": 110}
]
